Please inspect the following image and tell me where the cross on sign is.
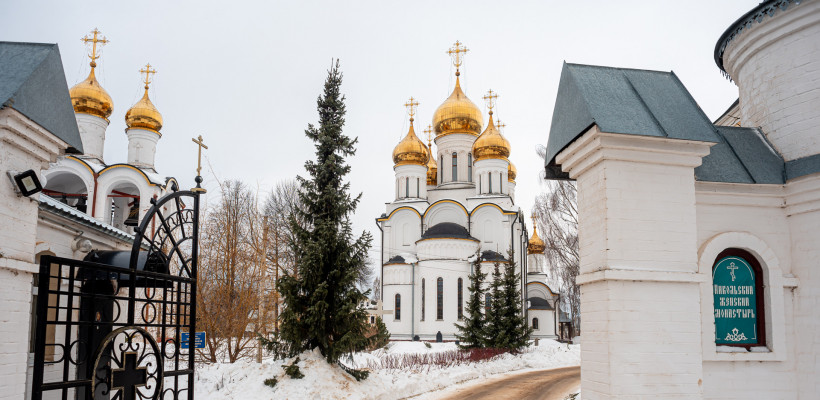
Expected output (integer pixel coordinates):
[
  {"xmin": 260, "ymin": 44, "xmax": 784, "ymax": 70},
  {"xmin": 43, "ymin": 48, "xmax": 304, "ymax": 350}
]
[
  {"xmin": 111, "ymin": 352, "xmax": 147, "ymax": 400},
  {"xmin": 727, "ymin": 262, "xmax": 739, "ymax": 281}
]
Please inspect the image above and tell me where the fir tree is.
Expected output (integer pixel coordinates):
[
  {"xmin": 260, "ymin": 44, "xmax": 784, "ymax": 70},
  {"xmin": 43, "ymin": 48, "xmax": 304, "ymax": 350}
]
[
  {"xmin": 483, "ymin": 262, "xmax": 504, "ymax": 348},
  {"xmin": 497, "ymin": 251, "xmax": 532, "ymax": 350},
  {"xmin": 454, "ymin": 256, "xmax": 487, "ymax": 349},
  {"xmin": 275, "ymin": 60, "xmax": 374, "ymax": 376}
]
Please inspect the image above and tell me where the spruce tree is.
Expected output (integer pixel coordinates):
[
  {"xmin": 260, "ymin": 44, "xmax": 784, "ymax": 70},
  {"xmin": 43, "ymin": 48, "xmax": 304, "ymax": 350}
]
[
  {"xmin": 483, "ymin": 262, "xmax": 504, "ymax": 348},
  {"xmin": 454, "ymin": 256, "xmax": 487, "ymax": 349},
  {"xmin": 276, "ymin": 60, "xmax": 374, "ymax": 375},
  {"xmin": 498, "ymin": 252, "xmax": 532, "ymax": 350}
]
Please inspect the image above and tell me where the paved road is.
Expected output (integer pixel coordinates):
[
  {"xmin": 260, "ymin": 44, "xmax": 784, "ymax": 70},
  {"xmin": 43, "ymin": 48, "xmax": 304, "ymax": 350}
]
[{"xmin": 435, "ymin": 366, "xmax": 580, "ymax": 400}]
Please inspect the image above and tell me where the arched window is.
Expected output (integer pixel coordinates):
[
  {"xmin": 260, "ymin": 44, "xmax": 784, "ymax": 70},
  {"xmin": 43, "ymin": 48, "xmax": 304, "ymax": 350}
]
[
  {"xmin": 452, "ymin": 152, "xmax": 458, "ymax": 182},
  {"xmin": 533, "ymin": 318, "xmax": 539, "ymax": 330},
  {"xmin": 488, "ymin": 173, "xmax": 493, "ymax": 194},
  {"xmin": 712, "ymin": 248, "xmax": 765, "ymax": 347},
  {"xmin": 395, "ymin": 294, "xmax": 401, "ymax": 321},
  {"xmin": 416, "ymin": 177, "xmax": 420, "ymax": 198},
  {"xmin": 457, "ymin": 278, "xmax": 463, "ymax": 319},
  {"xmin": 421, "ymin": 279, "xmax": 425, "ymax": 321},
  {"xmin": 437, "ymin": 277, "xmax": 444, "ymax": 320},
  {"xmin": 440, "ymin": 155, "xmax": 444, "ymax": 183},
  {"xmin": 484, "ymin": 293, "xmax": 491, "ymax": 314},
  {"xmin": 467, "ymin": 154, "xmax": 473, "ymax": 182},
  {"xmin": 405, "ymin": 177, "xmax": 409, "ymax": 199}
]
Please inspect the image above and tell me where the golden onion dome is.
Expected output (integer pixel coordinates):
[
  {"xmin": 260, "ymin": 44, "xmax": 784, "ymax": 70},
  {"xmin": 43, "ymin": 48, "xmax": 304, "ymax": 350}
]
[
  {"xmin": 508, "ymin": 162, "xmax": 517, "ymax": 183},
  {"xmin": 125, "ymin": 86, "xmax": 163, "ymax": 134},
  {"xmin": 528, "ymin": 221, "xmax": 546, "ymax": 255},
  {"xmin": 432, "ymin": 76, "xmax": 483, "ymax": 137},
  {"xmin": 69, "ymin": 65, "xmax": 114, "ymax": 120},
  {"xmin": 426, "ymin": 142, "xmax": 438, "ymax": 185},
  {"xmin": 392, "ymin": 119, "xmax": 429, "ymax": 166},
  {"xmin": 472, "ymin": 112, "xmax": 511, "ymax": 161}
]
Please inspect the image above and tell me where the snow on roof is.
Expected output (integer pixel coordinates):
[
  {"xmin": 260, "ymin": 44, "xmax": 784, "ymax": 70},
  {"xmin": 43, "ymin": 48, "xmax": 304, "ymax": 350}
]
[{"xmin": 39, "ymin": 194, "xmax": 135, "ymax": 242}]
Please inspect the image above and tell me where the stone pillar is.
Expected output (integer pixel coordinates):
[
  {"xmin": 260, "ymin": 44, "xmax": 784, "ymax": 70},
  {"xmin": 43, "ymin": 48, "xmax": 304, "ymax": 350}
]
[{"xmin": 557, "ymin": 126, "xmax": 713, "ymax": 399}]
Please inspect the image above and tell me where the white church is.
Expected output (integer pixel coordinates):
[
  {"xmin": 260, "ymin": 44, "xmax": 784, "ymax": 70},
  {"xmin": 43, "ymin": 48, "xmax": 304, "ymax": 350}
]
[
  {"xmin": 544, "ymin": 0, "xmax": 820, "ymax": 398},
  {"xmin": 378, "ymin": 42, "xmax": 558, "ymax": 341},
  {"xmin": 0, "ymin": 30, "xmax": 179, "ymax": 399}
]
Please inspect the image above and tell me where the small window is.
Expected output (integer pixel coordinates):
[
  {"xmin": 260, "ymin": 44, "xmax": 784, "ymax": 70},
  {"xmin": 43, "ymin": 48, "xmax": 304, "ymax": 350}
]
[
  {"xmin": 421, "ymin": 278, "xmax": 425, "ymax": 321},
  {"xmin": 488, "ymin": 173, "xmax": 493, "ymax": 194},
  {"xmin": 452, "ymin": 152, "xmax": 458, "ymax": 182},
  {"xmin": 437, "ymin": 277, "xmax": 444, "ymax": 320},
  {"xmin": 405, "ymin": 178, "xmax": 409, "ymax": 199},
  {"xmin": 395, "ymin": 294, "xmax": 401, "ymax": 321},
  {"xmin": 416, "ymin": 177, "xmax": 420, "ymax": 198},
  {"xmin": 712, "ymin": 248, "xmax": 765, "ymax": 348},
  {"xmin": 440, "ymin": 155, "xmax": 444, "ymax": 183},
  {"xmin": 533, "ymin": 318, "xmax": 539, "ymax": 330},
  {"xmin": 485, "ymin": 293, "xmax": 491, "ymax": 314},
  {"xmin": 457, "ymin": 278, "xmax": 463, "ymax": 319},
  {"xmin": 468, "ymin": 154, "xmax": 473, "ymax": 182}
]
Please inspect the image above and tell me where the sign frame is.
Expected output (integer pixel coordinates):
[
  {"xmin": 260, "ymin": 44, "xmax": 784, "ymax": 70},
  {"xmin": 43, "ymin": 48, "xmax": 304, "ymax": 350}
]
[
  {"xmin": 181, "ymin": 331, "xmax": 206, "ymax": 350},
  {"xmin": 712, "ymin": 248, "xmax": 766, "ymax": 348}
]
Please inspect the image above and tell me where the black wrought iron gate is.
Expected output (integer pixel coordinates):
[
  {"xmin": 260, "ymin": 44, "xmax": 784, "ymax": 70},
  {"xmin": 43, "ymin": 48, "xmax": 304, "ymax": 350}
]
[{"xmin": 31, "ymin": 188, "xmax": 201, "ymax": 400}]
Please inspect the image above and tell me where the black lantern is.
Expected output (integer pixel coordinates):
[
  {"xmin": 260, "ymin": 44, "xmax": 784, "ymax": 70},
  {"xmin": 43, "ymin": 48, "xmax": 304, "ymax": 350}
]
[{"xmin": 9, "ymin": 170, "xmax": 42, "ymax": 197}]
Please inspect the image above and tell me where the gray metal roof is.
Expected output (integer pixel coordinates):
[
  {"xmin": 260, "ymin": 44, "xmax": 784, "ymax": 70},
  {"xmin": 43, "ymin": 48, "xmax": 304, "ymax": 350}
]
[
  {"xmin": 545, "ymin": 63, "xmax": 787, "ymax": 184},
  {"xmin": 528, "ymin": 297, "xmax": 554, "ymax": 310},
  {"xmin": 39, "ymin": 195, "xmax": 134, "ymax": 242},
  {"xmin": 419, "ymin": 222, "xmax": 478, "ymax": 241},
  {"xmin": 0, "ymin": 42, "xmax": 83, "ymax": 153}
]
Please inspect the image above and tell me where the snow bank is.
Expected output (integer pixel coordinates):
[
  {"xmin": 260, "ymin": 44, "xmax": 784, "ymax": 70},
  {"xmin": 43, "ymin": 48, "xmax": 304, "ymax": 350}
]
[{"xmin": 195, "ymin": 340, "xmax": 579, "ymax": 400}]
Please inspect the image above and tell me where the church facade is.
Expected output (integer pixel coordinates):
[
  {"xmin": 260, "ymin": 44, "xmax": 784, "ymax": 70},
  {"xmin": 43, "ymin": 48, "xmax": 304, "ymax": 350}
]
[
  {"xmin": 545, "ymin": 0, "xmax": 820, "ymax": 398},
  {"xmin": 379, "ymin": 43, "xmax": 557, "ymax": 341},
  {"xmin": 0, "ymin": 31, "xmax": 178, "ymax": 399}
]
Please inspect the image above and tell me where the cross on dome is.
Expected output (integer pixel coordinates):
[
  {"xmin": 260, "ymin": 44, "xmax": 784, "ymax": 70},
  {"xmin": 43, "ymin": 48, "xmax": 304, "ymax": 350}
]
[
  {"xmin": 81, "ymin": 28, "xmax": 108, "ymax": 67},
  {"xmin": 404, "ymin": 96, "xmax": 419, "ymax": 123},
  {"xmin": 424, "ymin": 124, "xmax": 433, "ymax": 145},
  {"xmin": 447, "ymin": 41, "xmax": 469, "ymax": 73},
  {"xmin": 483, "ymin": 89, "xmax": 498, "ymax": 113},
  {"xmin": 140, "ymin": 63, "xmax": 157, "ymax": 90},
  {"xmin": 496, "ymin": 119, "xmax": 506, "ymax": 133}
]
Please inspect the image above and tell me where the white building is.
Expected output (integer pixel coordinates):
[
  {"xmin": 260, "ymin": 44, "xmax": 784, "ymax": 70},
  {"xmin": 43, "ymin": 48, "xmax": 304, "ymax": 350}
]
[
  {"xmin": 544, "ymin": 0, "xmax": 820, "ymax": 398},
  {"xmin": 378, "ymin": 42, "xmax": 556, "ymax": 341},
  {"xmin": 0, "ymin": 31, "xmax": 178, "ymax": 400}
]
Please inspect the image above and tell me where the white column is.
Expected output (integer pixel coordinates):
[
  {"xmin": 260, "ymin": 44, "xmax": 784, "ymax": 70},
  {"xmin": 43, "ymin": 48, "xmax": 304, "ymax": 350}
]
[
  {"xmin": 126, "ymin": 128, "xmax": 160, "ymax": 170},
  {"xmin": 557, "ymin": 126, "xmax": 713, "ymax": 399}
]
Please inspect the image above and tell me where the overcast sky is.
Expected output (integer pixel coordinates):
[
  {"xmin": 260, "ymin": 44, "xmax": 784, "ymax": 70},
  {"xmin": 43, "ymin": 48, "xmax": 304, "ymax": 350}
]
[{"xmin": 4, "ymin": 0, "xmax": 758, "ymax": 264}]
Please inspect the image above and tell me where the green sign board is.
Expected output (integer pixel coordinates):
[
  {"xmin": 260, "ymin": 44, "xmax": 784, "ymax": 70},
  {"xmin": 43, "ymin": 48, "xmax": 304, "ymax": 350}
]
[{"xmin": 713, "ymin": 256, "xmax": 757, "ymax": 345}]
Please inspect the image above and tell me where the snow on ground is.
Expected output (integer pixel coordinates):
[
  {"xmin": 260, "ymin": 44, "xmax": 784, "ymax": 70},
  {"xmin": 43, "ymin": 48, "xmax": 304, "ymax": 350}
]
[{"xmin": 195, "ymin": 340, "xmax": 579, "ymax": 400}]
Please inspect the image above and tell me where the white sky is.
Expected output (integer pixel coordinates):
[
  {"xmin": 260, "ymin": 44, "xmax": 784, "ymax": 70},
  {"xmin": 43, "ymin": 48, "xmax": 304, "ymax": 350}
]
[{"xmin": 4, "ymin": 0, "xmax": 758, "ymax": 264}]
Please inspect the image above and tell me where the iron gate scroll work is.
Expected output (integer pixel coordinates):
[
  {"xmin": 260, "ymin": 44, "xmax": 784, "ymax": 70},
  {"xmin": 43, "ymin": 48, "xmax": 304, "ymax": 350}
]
[{"xmin": 31, "ymin": 186, "xmax": 202, "ymax": 400}]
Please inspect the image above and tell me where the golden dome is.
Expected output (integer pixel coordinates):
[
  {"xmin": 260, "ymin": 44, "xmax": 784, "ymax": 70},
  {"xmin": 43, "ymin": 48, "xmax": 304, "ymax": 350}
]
[
  {"xmin": 508, "ymin": 162, "xmax": 517, "ymax": 183},
  {"xmin": 392, "ymin": 120, "xmax": 429, "ymax": 166},
  {"xmin": 472, "ymin": 112, "xmax": 511, "ymax": 161},
  {"xmin": 125, "ymin": 86, "xmax": 163, "ymax": 134},
  {"xmin": 528, "ymin": 220, "xmax": 546, "ymax": 254},
  {"xmin": 69, "ymin": 66, "xmax": 113, "ymax": 120},
  {"xmin": 432, "ymin": 76, "xmax": 483, "ymax": 137},
  {"xmin": 426, "ymin": 142, "xmax": 438, "ymax": 185}
]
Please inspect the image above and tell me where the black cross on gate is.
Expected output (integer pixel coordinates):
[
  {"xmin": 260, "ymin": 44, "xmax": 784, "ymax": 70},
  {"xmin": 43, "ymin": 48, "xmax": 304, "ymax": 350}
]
[{"xmin": 111, "ymin": 352, "xmax": 147, "ymax": 400}]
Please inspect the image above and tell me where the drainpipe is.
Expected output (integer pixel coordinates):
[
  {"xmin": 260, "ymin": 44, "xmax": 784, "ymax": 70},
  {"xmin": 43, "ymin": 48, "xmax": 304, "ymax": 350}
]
[
  {"xmin": 90, "ymin": 172, "xmax": 99, "ymax": 218},
  {"xmin": 375, "ymin": 218, "xmax": 384, "ymax": 302},
  {"xmin": 411, "ymin": 261, "xmax": 416, "ymax": 340}
]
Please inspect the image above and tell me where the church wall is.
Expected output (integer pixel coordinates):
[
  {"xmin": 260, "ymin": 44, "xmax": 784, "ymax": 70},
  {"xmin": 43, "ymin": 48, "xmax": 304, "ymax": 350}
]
[
  {"xmin": 75, "ymin": 113, "xmax": 108, "ymax": 162},
  {"xmin": 723, "ymin": 1, "xmax": 820, "ymax": 161},
  {"xmin": 414, "ymin": 261, "xmax": 471, "ymax": 340},
  {"xmin": 529, "ymin": 308, "xmax": 556, "ymax": 338},
  {"xmin": 423, "ymin": 201, "xmax": 468, "ymax": 230}
]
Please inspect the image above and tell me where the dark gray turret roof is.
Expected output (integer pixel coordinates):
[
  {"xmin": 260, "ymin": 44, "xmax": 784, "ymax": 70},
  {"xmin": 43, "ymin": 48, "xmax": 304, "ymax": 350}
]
[
  {"xmin": 545, "ymin": 63, "xmax": 788, "ymax": 184},
  {"xmin": 0, "ymin": 42, "xmax": 82, "ymax": 153},
  {"xmin": 419, "ymin": 222, "xmax": 477, "ymax": 241}
]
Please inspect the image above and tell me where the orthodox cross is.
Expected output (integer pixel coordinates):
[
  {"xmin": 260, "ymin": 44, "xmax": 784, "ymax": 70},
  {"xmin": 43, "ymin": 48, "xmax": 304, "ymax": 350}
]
[
  {"xmin": 81, "ymin": 28, "xmax": 108, "ymax": 67},
  {"xmin": 483, "ymin": 89, "xmax": 498, "ymax": 113},
  {"xmin": 139, "ymin": 63, "xmax": 157, "ymax": 90},
  {"xmin": 496, "ymin": 119, "xmax": 506, "ymax": 133},
  {"xmin": 727, "ymin": 262, "xmax": 739, "ymax": 281},
  {"xmin": 111, "ymin": 352, "xmax": 147, "ymax": 400},
  {"xmin": 424, "ymin": 124, "xmax": 433, "ymax": 146},
  {"xmin": 447, "ymin": 41, "xmax": 469, "ymax": 73},
  {"xmin": 192, "ymin": 135, "xmax": 208, "ymax": 177},
  {"xmin": 531, "ymin": 214, "xmax": 538, "ymax": 233},
  {"xmin": 405, "ymin": 96, "xmax": 419, "ymax": 123}
]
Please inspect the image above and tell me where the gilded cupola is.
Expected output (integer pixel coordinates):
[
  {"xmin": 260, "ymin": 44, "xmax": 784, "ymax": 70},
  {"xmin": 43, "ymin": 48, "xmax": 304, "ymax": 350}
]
[
  {"xmin": 424, "ymin": 125, "xmax": 438, "ymax": 185},
  {"xmin": 472, "ymin": 90, "xmax": 511, "ymax": 161},
  {"xmin": 392, "ymin": 97, "xmax": 429, "ymax": 167},
  {"xmin": 508, "ymin": 162, "xmax": 517, "ymax": 183},
  {"xmin": 432, "ymin": 41, "xmax": 483, "ymax": 137},
  {"xmin": 125, "ymin": 63, "xmax": 163, "ymax": 134},
  {"xmin": 528, "ymin": 216, "xmax": 546, "ymax": 255},
  {"xmin": 70, "ymin": 29, "xmax": 114, "ymax": 120}
]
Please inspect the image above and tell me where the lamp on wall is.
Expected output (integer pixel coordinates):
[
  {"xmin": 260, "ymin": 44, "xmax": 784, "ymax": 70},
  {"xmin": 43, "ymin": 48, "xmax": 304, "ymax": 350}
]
[{"xmin": 7, "ymin": 170, "xmax": 43, "ymax": 197}]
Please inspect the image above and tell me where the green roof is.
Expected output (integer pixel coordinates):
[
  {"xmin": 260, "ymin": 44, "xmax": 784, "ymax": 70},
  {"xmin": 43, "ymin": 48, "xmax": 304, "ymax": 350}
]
[
  {"xmin": 545, "ymin": 63, "xmax": 787, "ymax": 184},
  {"xmin": 0, "ymin": 42, "xmax": 83, "ymax": 153}
]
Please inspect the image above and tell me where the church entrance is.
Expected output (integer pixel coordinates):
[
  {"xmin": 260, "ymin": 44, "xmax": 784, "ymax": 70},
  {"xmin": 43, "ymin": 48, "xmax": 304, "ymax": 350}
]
[{"xmin": 29, "ymin": 188, "xmax": 202, "ymax": 400}]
